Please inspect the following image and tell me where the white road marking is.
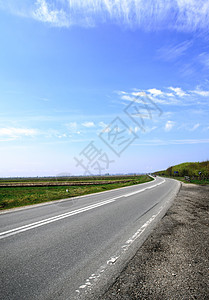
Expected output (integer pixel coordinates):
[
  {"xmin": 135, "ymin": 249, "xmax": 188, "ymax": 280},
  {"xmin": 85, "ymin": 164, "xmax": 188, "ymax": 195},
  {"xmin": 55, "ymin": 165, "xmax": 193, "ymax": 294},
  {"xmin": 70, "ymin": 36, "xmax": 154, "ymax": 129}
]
[
  {"xmin": 74, "ymin": 190, "xmax": 167, "ymax": 296},
  {"xmin": 0, "ymin": 178, "xmax": 165, "ymax": 240},
  {"xmin": 0, "ymin": 198, "xmax": 119, "ymax": 239},
  {"xmin": 124, "ymin": 178, "xmax": 165, "ymax": 197}
]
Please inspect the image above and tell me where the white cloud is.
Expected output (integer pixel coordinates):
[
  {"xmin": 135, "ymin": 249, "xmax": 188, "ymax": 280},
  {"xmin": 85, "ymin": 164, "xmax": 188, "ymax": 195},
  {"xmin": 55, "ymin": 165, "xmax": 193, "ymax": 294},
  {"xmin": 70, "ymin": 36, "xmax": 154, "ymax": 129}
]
[
  {"xmin": 0, "ymin": 127, "xmax": 38, "ymax": 140},
  {"xmin": 2, "ymin": 0, "xmax": 209, "ymax": 31},
  {"xmin": 147, "ymin": 88, "xmax": 163, "ymax": 96},
  {"xmin": 121, "ymin": 94, "xmax": 133, "ymax": 101},
  {"xmin": 132, "ymin": 91, "xmax": 147, "ymax": 97},
  {"xmin": 146, "ymin": 89, "xmax": 175, "ymax": 101},
  {"xmin": 165, "ymin": 120, "xmax": 175, "ymax": 132},
  {"xmin": 82, "ymin": 121, "xmax": 95, "ymax": 128},
  {"xmin": 168, "ymin": 87, "xmax": 187, "ymax": 97},
  {"xmin": 166, "ymin": 93, "xmax": 175, "ymax": 97}
]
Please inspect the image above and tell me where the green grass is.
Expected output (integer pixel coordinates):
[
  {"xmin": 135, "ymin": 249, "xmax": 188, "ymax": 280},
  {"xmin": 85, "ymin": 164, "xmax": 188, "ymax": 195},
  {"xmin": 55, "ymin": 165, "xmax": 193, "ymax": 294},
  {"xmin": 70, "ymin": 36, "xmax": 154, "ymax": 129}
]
[
  {"xmin": 171, "ymin": 177, "xmax": 209, "ymax": 185},
  {"xmin": 155, "ymin": 160, "xmax": 209, "ymax": 184},
  {"xmin": 0, "ymin": 175, "xmax": 153, "ymax": 210}
]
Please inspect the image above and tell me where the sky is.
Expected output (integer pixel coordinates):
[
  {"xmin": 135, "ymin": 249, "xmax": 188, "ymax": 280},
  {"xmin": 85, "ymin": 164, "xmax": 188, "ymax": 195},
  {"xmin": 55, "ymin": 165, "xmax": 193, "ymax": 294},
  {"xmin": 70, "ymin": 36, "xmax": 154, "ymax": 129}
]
[{"xmin": 0, "ymin": 0, "xmax": 209, "ymax": 177}]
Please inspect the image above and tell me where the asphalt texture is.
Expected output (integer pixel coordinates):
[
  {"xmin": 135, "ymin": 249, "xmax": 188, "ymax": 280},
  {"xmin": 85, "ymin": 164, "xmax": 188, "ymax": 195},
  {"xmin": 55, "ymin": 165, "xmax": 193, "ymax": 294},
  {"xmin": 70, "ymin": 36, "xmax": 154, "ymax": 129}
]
[
  {"xmin": 101, "ymin": 182, "xmax": 209, "ymax": 300},
  {"xmin": 0, "ymin": 177, "xmax": 180, "ymax": 300}
]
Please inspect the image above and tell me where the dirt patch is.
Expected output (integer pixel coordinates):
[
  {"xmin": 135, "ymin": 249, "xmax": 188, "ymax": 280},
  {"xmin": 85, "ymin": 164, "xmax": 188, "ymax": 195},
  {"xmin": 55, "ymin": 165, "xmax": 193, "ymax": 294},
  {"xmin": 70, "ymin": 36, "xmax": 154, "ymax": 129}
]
[{"xmin": 101, "ymin": 183, "xmax": 209, "ymax": 299}]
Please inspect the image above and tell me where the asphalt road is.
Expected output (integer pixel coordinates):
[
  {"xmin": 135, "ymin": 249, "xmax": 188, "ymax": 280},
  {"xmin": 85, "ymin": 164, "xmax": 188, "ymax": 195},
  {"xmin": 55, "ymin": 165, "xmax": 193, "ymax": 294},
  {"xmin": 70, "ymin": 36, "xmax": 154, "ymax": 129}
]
[{"xmin": 0, "ymin": 177, "xmax": 180, "ymax": 300}]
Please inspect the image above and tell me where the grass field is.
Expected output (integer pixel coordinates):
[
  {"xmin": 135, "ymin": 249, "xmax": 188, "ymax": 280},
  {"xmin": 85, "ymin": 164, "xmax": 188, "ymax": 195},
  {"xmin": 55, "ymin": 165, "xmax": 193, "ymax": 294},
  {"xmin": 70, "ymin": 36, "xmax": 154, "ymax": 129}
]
[
  {"xmin": 0, "ymin": 175, "xmax": 143, "ymax": 184},
  {"xmin": 0, "ymin": 175, "xmax": 152, "ymax": 210}
]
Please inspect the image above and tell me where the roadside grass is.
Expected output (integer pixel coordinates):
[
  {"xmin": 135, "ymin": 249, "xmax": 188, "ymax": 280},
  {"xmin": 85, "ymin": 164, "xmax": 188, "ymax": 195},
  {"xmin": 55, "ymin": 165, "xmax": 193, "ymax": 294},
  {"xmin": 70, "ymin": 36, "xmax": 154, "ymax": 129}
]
[
  {"xmin": 155, "ymin": 160, "xmax": 209, "ymax": 179},
  {"xmin": 189, "ymin": 178, "xmax": 209, "ymax": 184},
  {"xmin": 179, "ymin": 178, "xmax": 209, "ymax": 185},
  {"xmin": 0, "ymin": 175, "xmax": 153, "ymax": 210},
  {"xmin": 161, "ymin": 176, "xmax": 209, "ymax": 185}
]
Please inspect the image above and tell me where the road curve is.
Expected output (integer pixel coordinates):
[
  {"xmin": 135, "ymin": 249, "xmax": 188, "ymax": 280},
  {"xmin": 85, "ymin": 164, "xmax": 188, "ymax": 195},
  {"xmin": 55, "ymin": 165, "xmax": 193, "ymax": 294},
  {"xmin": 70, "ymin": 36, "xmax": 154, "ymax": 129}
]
[{"xmin": 0, "ymin": 177, "xmax": 180, "ymax": 299}]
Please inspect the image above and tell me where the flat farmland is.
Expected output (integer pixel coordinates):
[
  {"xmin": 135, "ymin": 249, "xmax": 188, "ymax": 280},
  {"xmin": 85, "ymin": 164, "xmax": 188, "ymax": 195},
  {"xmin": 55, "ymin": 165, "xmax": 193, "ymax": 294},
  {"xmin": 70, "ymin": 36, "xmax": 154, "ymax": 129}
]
[{"xmin": 0, "ymin": 175, "xmax": 153, "ymax": 210}]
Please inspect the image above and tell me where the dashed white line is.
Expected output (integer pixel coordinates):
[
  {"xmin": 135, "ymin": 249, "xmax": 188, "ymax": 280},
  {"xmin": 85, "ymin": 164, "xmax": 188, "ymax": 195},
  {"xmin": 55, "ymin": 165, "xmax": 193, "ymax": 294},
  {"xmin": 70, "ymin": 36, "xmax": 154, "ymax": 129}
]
[{"xmin": 74, "ymin": 199, "xmax": 167, "ymax": 296}]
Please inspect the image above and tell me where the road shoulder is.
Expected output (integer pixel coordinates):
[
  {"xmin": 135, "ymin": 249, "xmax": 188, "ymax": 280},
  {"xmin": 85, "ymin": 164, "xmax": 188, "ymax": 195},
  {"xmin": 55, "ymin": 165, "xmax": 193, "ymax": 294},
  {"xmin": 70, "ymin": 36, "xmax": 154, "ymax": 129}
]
[{"xmin": 101, "ymin": 183, "xmax": 209, "ymax": 299}]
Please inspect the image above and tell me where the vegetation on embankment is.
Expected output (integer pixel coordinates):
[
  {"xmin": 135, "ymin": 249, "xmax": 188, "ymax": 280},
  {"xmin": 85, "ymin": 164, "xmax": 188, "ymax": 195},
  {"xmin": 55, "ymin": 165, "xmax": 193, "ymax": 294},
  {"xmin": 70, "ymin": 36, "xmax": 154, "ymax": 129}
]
[
  {"xmin": 155, "ymin": 161, "xmax": 209, "ymax": 184},
  {"xmin": 0, "ymin": 175, "xmax": 153, "ymax": 210}
]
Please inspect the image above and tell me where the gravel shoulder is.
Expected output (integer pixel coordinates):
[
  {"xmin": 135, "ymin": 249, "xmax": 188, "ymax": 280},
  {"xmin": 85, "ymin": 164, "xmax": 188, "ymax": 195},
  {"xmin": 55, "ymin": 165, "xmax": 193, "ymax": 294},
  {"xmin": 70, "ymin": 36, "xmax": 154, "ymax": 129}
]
[{"xmin": 101, "ymin": 182, "xmax": 209, "ymax": 299}]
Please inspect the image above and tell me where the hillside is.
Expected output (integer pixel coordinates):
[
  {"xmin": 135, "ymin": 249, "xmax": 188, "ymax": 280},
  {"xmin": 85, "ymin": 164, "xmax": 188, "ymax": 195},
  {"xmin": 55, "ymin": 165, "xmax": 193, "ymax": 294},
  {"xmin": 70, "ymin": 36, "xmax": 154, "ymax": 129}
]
[{"xmin": 155, "ymin": 161, "xmax": 209, "ymax": 178}]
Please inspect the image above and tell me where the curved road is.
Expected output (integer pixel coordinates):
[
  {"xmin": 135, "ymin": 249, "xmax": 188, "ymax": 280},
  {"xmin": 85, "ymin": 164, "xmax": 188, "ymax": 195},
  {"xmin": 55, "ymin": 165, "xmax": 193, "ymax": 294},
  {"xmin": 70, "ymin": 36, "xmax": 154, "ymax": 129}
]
[{"xmin": 0, "ymin": 177, "xmax": 180, "ymax": 299}]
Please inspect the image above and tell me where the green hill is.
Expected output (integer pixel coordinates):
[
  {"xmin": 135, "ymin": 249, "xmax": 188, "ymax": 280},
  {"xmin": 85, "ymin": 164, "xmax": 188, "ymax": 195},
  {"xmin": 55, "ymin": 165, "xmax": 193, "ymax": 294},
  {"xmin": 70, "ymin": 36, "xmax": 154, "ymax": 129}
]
[{"xmin": 155, "ymin": 161, "xmax": 209, "ymax": 178}]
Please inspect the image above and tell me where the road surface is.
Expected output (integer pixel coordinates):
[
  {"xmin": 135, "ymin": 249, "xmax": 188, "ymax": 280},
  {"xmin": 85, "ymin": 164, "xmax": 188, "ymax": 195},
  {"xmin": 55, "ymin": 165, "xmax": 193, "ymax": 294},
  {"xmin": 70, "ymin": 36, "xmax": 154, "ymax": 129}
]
[{"xmin": 0, "ymin": 177, "xmax": 180, "ymax": 299}]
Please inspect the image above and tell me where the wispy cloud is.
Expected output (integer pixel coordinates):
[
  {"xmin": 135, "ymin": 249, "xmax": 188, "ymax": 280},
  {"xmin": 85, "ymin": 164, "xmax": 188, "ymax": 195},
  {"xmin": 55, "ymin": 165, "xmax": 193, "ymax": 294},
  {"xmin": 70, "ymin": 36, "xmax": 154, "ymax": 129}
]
[
  {"xmin": 98, "ymin": 121, "xmax": 111, "ymax": 133},
  {"xmin": 82, "ymin": 121, "xmax": 95, "ymax": 128},
  {"xmin": 133, "ymin": 138, "xmax": 209, "ymax": 146},
  {"xmin": 98, "ymin": 121, "xmax": 108, "ymax": 128},
  {"xmin": 171, "ymin": 138, "xmax": 209, "ymax": 145},
  {"xmin": 0, "ymin": 127, "xmax": 38, "ymax": 140},
  {"xmin": 38, "ymin": 97, "xmax": 49, "ymax": 102},
  {"xmin": 33, "ymin": 0, "xmax": 70, "ymax": 27},
  {"xmin": 157, "ymin": 40, "xmax": 193, "ymax": 61},
  {"xmin": 191, "ymin": 88, "xmax": 209, "ymax": 96},
  {"xmin": 65, "ymin": 122, "xmax": 81, "ymax": 134},
  {"xmin": 190, "ymin": 123, "xmax": 200, "ymax": 131},
  {"xmin": 1, "ymin": 0, "xmax": 209, "ymax": 31},
  {"xmin": 119, "ymin": 90, "xmax": 175, "ymax": 106},
  {"xmin": 117, "ymin": 85, "xmax": 209, "ymax": 108},
  {"xmin": 198, "ymin": 52, "xmax": 209, "ymax": 69},
  {"xmin": 129, "ymin": 126, "xmax": 139, "ymax": 134}
]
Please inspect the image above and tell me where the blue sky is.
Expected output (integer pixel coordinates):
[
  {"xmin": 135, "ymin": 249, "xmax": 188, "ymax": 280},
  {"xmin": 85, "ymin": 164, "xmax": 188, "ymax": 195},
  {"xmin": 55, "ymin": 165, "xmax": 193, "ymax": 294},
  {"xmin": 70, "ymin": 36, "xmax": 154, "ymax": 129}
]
[{"xmin": 0, "ymin": 0, "xmax": 209, "ymax": 177}]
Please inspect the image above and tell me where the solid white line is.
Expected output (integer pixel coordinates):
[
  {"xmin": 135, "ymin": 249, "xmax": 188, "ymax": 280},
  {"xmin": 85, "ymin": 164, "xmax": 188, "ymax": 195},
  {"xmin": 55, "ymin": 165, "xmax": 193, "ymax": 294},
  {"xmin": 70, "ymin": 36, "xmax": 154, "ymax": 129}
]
[
  {"xmin": 124, "ymin": 178, "xmax": 165, "ymax": 197},
  {"xmin": 124, "ymin": 189, "xmax": 146, "ymax": 197},
  {"xmin": 0, "ymin": 198, "xmax": 118, "ymax": 239}
]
